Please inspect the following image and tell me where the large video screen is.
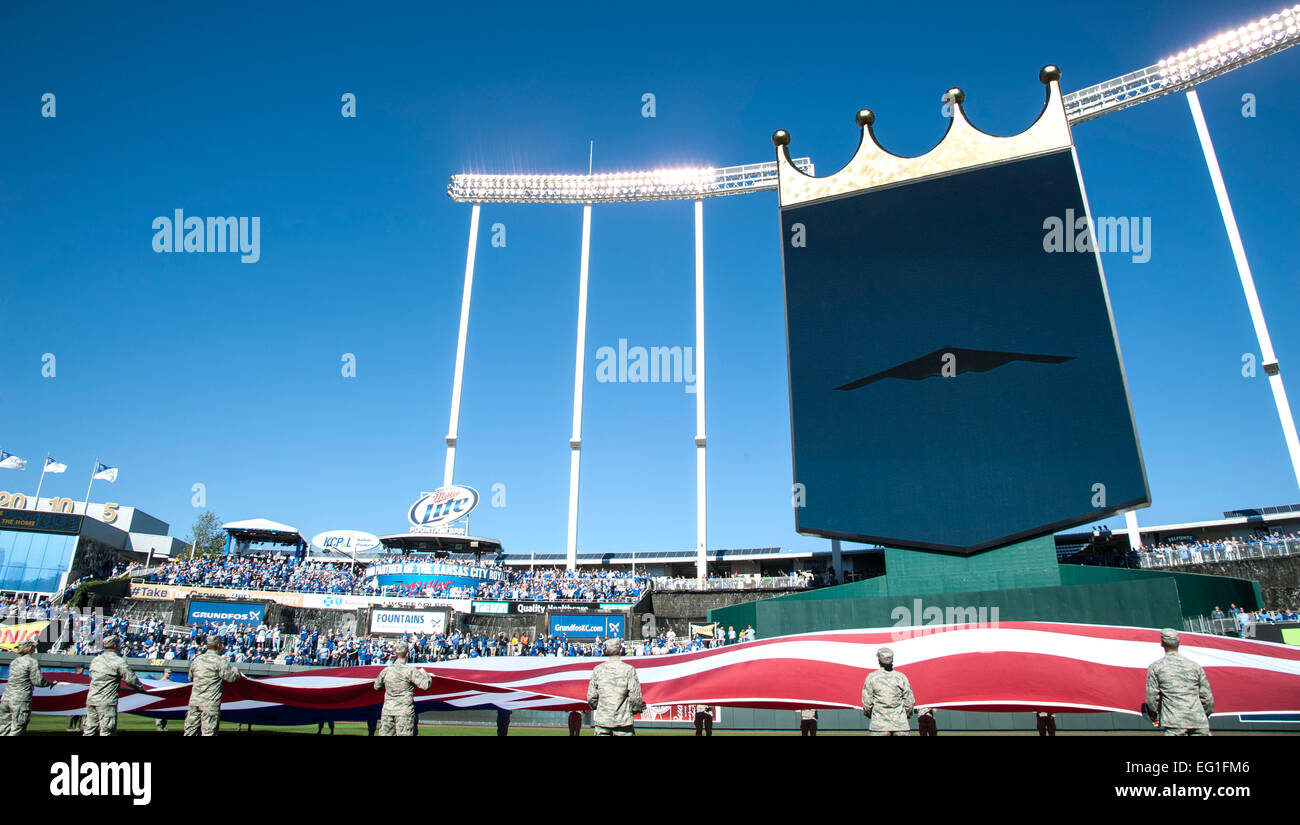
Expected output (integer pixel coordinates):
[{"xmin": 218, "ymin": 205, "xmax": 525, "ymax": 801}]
[{"xmin": 781, "ymin": 148, "xmax": 1149, "ymax": 554}]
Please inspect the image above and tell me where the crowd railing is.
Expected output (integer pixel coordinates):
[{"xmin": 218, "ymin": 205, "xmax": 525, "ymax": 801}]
[
  {"xmin": 649, "ymin": 574, "xmax": 814, "ymax": 592},
  {"xmin": 1136, "ymin": 537, "xmax": 1300, "ymax": 569}
]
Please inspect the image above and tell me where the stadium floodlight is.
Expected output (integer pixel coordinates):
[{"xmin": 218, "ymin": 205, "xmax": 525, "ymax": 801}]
[
  {"xmin": 1065, "ymin": 5, "xmax": 1300, "ymax": 123},
  {"xmin": 448, "ymin": 159, "xmax": 813, "ymax": 204},
  {"xmin": 449, "ymin": 5, "xmax": 1300, "ymax": 206}
]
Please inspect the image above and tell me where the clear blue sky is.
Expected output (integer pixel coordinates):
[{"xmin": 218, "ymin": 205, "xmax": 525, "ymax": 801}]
[{"xmin": 2, "ymin": 0, "xmax": 1298, "ymax": 554}]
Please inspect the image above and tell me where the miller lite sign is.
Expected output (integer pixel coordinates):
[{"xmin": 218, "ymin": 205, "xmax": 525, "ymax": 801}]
[
  {"xmin": 774, "ymin": 67, "xmax": 1148, "ymax": 554},
  {"xmin": 408, "ymin": 485, "xmax": 480, "ymax": 532}
]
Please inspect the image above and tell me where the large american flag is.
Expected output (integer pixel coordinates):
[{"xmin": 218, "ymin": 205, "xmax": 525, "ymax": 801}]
[{"xmin": 12, "ymin": 622, "xmax": 1300, "ymax": 724}]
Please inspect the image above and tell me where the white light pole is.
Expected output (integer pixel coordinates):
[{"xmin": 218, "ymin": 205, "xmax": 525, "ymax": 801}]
[
  {"xmin": 1187, "ymin": 88, "xmax": 1300, "ymax": 490},
  {"xmin": 443, "ymin": 203, "xmax": 482, "ymax": 488},
  {"xmin": 1124, "ymin": 510, "xmax": 1143, "ymax": 548},
  {"xmin": 694, "ymin": 199, "xmax": 707, "ymax": 580},
  {"xmin": 566, "ymin": 204, "xmax": 593, "ymax": 572}
]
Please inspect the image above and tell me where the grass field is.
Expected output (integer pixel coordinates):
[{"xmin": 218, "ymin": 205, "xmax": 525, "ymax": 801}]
[
  {"xmin": 21, "ymin": 715, "xmax": 1212, "ymax": 735},
  {"xmin": 23, "ymin": 715, "xmax": 764, "ymax": 736}
]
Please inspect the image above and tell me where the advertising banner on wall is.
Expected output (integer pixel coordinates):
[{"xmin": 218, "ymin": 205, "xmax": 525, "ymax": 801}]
[
  {"xmin": 186, "ymin": 600, "xmax": 266, "ymax": 624},
  {"xmin": 368, "ymin": 608, "xmax": 450, "ymax": 636},
  {"xmin": 0, "ymin": 620, "xmax": 51, "ymax": 651},
  {"xmin": 635, "ymin": 704, "xmax": 722, "ymax": 724},
  {"xmin": 133, "ymin": 583, "xmax": 304, "ymax": 608},
  {"xmin": 472, "ymin": 600, "xmax": 634, "ymax": 616},
  {"xmin": 548, "ymin": 613, "xmax": 624, "ymax": 639},
  {"xmin": 0, "ymin": 508, "xmax": 82, "ymax": 534},
  {"xmin": 130, "ymin": 583, "xmax": 471, "ymax": 614},
  {"xmin": 301, "ymin": 593, "xmax": 471, "ymax": 613},
  {"xmin": 364, "ymin": 559, "xmax": 507, "ymax": 594}
]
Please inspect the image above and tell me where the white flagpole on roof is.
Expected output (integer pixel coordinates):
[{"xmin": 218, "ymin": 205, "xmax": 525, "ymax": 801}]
[
  {"xmin": 33, "ymin": 453, "xmax": 49, "ymax": 509},
  {"xmin": 82, "ymin": 457, "xmax": 97, "ymax": 515}
]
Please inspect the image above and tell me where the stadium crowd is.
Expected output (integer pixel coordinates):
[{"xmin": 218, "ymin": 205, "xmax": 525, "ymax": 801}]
[
  {"xmin": 144, "ymin": 555, "xmax": 365, "ymax": 594},
  {"xmin": 1137, "ymin": 532, "xmax": 1300, "ymax": 568},
  {"xmin": 141, "ymin": 555, "xmax": 647, "ymax": 602},
  {"xmin": 475, "ymin": 568, "xmax": 646, "ymax": 602},
  {"xmin": 1211, "ymin": 604, "xmax": 1300, "ymax": 628}
]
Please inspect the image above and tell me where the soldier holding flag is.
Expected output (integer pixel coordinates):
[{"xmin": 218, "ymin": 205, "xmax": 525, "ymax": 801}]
[
  {"xmin": 372, "ymin": 642, "xmax": 432, "ymax": 735},
  {"xmin": 84, "ymin": 636, "xmax": 146, "ymax": 736},
  {"xmin": 185, "ymin": 635, "xmax": 242, "ymax": 736},
  {"xmin": 1145, "ymin": 628, "xmax": 1214, "ymax": 735},
  {"xmin": 0, "ymin": 639, "xmax": 55, "ymax": 735}
]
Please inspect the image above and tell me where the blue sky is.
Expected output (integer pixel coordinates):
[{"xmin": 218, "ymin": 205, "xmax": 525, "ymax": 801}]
[{"xmin": 1, "ymin": 0, "xmax": 1298, "ymax": 554}]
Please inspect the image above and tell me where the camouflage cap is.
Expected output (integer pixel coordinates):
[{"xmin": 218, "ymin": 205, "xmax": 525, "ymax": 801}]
[
  {"xmin": 102, "ymin": 636, "xmax": 120, "ymax": 649},
  {"xmin": 206, "ymin": 634, "xmax": 223, "ymax": 648},
  {"xmin": 394, "ymin": 642, "xmax": 410, "ymax": 657},
  {"xmin": 604, "ymin": 638, "xmax": 623, "ymax": 656},
  {"xmin": 16, "ymin": 638, "xmax": 36, "ymax": 652},
  {"xmin": 876, "ymin": 647, "xmax": 894, "ymax": 664},
  {"xmin": 1160, "ymin": 628, "xmax": 1180, "ymax": 647}
]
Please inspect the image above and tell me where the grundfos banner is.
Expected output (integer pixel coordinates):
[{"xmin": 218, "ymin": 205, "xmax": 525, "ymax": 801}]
[
  {"xmin": 368, "ymin": 608, "xmax": 450, "ymax": 636},
  {"xmin": 548, "ymin": 613, "xmax": 625, "ymax": 639},
  {"xmin": 186, "ymin": 599, "xmax": 266, "ymax": 624}
]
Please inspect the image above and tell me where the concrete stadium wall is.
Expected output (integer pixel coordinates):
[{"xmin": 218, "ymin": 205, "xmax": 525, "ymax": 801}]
[
  {"xmin": 635, "ymin": 589, "xmax": 809, "ymax": 636},
  {"xmin": 1143, "ymin": 556, "xmax": 1300, "ymax": 611}
]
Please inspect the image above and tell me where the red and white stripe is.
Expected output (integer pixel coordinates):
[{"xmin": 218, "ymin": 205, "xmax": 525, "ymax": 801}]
[{"xmin": 8, "ymin": 622, "xmax": 1298, "ymax": 721}]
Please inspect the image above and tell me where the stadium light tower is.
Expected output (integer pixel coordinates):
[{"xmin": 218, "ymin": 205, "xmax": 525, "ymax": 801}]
[{"xmin": 445, "ymin": 4, "xmax": 1300, "ymax": 573}]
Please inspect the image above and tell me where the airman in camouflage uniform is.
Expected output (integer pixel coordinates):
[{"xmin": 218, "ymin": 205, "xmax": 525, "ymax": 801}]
[
  {"xmin": 0, "ymin": 639, "xmax": 54, "ymax": 735},
  {"xmin": 1145, "ymin": 628, "xmax": 1214, "ymax": 736},
  {"xmin": 84, "ymin": 636, "xmax": 146, "ymax": 736},
  {"xmin": 587, "ymin": 638, "xmax": 645, "ymax": 736},
  {"xmin": 185, "ymin": 635, "xmax": 242, "ymax": 736},
  {"xmin": 372, "ymin": 642, "xmax": 431, "ymax": 736},
  {"xmin": 861, "ymin": 647, "xmax": 914, "ymax": 736}
]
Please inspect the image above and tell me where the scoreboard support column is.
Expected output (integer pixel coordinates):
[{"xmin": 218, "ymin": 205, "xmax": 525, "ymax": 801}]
[
  {"xmin": 695, "ymin": 199, "xmax": 708, "ymax": 580},
  {"xmin": 567, "ymin": 203, "xmax": 593, "ymax": 572},
  {"xmin": 1186, "ymin": 88, "xmax": 1300, "ymax": 492},
  {"xmin": 444, "ymin": 202, "xmax": 481, "ymax": 488}
]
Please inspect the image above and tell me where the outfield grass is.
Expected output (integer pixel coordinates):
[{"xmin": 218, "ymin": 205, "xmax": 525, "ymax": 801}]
[
  {"xmin": 24, "ymin": 715, "xmax": 759, "ymax": 736},
  {"xmin": 22, "ymin": 715, "xmax": 1206, "ymax": 735}
]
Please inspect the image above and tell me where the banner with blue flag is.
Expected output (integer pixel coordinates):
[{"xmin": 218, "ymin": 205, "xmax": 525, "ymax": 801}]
[
  {"xmin": 0, "ymin": 451, "xmax": 27, "ymax": 470},
  {"xmin": 93, "ymin": 463, "xmax": 118, "ymax": 483},
  {"xmin": 44, "ymin": 457, "xmax": 68, "ymax": 473}
]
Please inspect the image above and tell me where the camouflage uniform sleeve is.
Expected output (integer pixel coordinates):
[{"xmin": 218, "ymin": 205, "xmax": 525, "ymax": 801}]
[
  {"xmin": 901, "ymin": 674, "xmax": 915, "ymax": 718},
  {"xmin": 1198, "ymin": 666, "xmax": 1214, "ymax": 717},
  {"xmin": 411, "ymin": 667, "xmax": 432, "ymax": 691},
  {"xmin": 119, "ymin": 659, "xmax": 146, "ymax": 692},
  {"xmin": 627, "ymin": 666, "xmax": 645, "ymax": 714},
  {"xmin": 1144, "ymin": 664, "xmax": 1160, "ymax": 722},
  {"xmin": 220, "ymin": 659, "xmax": 241, "ymax": 683},
  {"xmin": 861, "ymin": 674, "xmax": 873, "ymax": 717},
  {"xmin": 34, "ymin": 660, "xmax": 54, "ymax": 689},
  {"xmin": 586, "ymin": 667, "xmax": 600, "ymax": 710},
  {"xmin": 373, "ymin": 668, "xmax": 386, "ymax": 692}
]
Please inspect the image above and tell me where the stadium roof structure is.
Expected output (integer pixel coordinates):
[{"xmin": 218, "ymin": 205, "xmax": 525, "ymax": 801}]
[
  {"xmin": 1057, "ymin": 506, "xmax": 1300, "ymax": 546},
  {"xmin": 499, "ymin": 546, "xmax": 878, "ymax": 566},
  {"xmin": 1223, "ymin": 503, "xmax": 1300, "ymax": 519},
  {"xmin": 378, "ymin": 532, "xmax": 503, "ymax": 555},
  {"xmin": 448, "ymin": 6, "xmax": 1300, "ymax": 206},
  {"xmin": 221, "ymin": 518, "xmax": 308, "ymax": 551}
]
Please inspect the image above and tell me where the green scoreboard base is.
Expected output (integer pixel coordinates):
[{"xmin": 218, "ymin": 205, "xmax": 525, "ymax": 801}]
[{"xmin": 708, "ymin": 536, "xmax": 1263, "ymax": 638}]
